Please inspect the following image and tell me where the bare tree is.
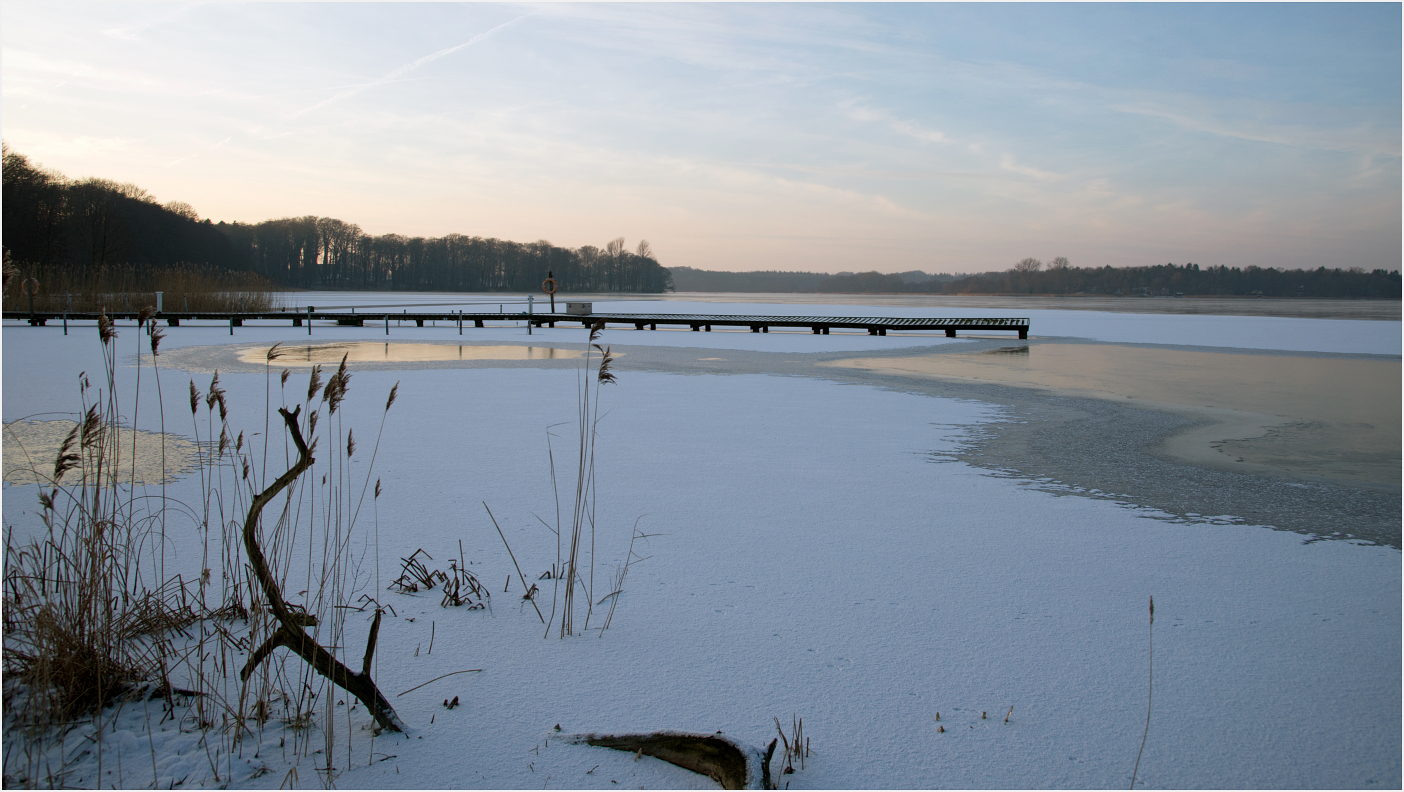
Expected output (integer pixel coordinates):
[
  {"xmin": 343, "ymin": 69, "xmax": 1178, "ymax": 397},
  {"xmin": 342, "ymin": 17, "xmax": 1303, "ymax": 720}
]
[
  {"xmin": 1048, "ymin": 256, "xmax": 1070, "ymax": 270},
  {"xmin": 164, "ymin": 200, "xmax": 200, "ymax": 221},
  {"xmin": 636, "ymin": 239, "xmax": 653, "ymax": 259},
  {"xmin": 71, "ymin": 179, "xmax": 123, "ymax": 269},
  {"xmin": 1014, "ymin": 257, "xmax": 1042, "ymax": 273},
  {"xmin": 111, "ymin": 182, "xmax": 154, "ymax": 202}
]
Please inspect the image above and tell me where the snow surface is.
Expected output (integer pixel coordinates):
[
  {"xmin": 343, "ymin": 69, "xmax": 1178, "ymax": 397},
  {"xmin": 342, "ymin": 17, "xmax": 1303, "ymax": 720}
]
[{"xmin": 2, "ymin": 303, "xmax": 1399, "ymax": 790}]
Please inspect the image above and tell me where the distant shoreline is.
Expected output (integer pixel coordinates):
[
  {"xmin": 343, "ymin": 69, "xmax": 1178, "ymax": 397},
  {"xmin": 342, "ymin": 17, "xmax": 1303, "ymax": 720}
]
[
  {"xmin": 273, "ymin": 289, "xmax": 1403, "ymax": 321},
  {"xmin": 656, "ymin": 292, "xmax": 1402, "ymax": 321}
]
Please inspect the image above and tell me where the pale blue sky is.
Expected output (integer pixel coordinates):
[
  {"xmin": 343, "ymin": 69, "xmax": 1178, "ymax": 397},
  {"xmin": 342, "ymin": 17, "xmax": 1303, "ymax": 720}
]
[{"xmin": 3, "ymin": 3, "xmax": 1398, "ymax": 273}]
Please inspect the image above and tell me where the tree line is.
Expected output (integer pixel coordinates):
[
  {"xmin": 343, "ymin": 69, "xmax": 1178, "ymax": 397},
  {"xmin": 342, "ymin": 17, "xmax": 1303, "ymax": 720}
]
[
  {"xmin": 216, "ymin": 217, "xmax": 670, "ymax": 293},
  {"xmin": 674, "ymin": 260, "xmax": 1400, "ymax": 299},
  {"xmin": 915, "ymin": 258, "xmax": 1401, "ymax": 299},
  {"xmin": 6, "ymin": 147, "xmax": 1394, "ymax": 300},
  {"xmin": 669, "ymin": 267, "xmax": 957, "ymax": 293},
  {"xmin": 1, "ymin": 146, "xmax": 673, "ymax": 294}
]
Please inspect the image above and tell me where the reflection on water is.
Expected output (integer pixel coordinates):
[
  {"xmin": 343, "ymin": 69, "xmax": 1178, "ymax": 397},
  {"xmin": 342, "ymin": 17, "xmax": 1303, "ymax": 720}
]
[
  {"xmin": 827, "ymin": 343, "xmax": 1401, "ymax": 488},
  {"xmin": 873, "ymin": 345, "xmax": 1398, "ymax": 428},
  {"xmin": 237, "ymin": 343, "xmax": 584, "ymax": 365}
]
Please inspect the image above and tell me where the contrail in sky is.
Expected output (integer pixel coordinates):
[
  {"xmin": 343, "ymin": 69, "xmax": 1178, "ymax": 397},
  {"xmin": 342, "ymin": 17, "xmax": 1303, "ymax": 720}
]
[
  {"xmin": 291, "ymin": 12, "xmax": 534, "ymax": 118},
  {"xmin": 164, "ymin": 136, "xmax": 232, "ymax": 169}
]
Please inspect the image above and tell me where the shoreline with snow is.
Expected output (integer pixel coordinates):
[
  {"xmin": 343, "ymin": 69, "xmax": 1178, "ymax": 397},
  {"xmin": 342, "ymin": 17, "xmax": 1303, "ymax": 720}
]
[{"xmin": 3, "ymin": 301, "xmax": 1399, "ymax": 789}]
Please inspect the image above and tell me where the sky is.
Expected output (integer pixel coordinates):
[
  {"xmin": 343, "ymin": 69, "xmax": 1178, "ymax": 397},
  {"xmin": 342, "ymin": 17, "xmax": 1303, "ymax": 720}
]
[{"xmin": 2, "ymin": 2, "xmax": 1399, "ymax": 274}]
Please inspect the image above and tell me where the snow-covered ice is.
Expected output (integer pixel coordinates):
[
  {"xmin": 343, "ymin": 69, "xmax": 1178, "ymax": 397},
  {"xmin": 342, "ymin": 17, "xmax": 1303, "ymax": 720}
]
[
  {"xmin": 2, "ymin": 302, "xmax": 1398, "ymax": 789},
  {"xmin": 282, "ymin": 294, "xmax": 1403, "ymax": 356}
]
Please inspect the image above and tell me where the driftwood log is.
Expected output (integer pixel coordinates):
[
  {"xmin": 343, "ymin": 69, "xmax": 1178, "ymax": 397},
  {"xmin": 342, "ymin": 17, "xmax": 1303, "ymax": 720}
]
[
  {"xmin": 238, "ymin": 406, "xmax": 405, "ymax": 733},
  {"xmin": 568, "ymin": 731, "xmax": 778, "ymax": 790}
]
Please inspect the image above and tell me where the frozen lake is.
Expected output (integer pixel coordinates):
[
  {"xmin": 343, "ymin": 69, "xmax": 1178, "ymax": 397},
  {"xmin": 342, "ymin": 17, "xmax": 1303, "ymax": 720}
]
[{"xmin": 2, "ymin": 295, "xmax": 1399, "ymax": 789}]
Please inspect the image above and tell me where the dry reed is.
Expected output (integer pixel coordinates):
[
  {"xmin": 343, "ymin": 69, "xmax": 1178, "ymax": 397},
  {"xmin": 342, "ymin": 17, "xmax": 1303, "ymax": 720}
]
[
  {"xmin": 1130, "ymin": 595, "xmax": 1154, "ymax": 789},
  {"xmin": 554, "ymin": 322, "xmax": 615, "ymax": 637},
  {"xmin": 3, "ymin": 308, "xmax": 403, "ymax": 786},
  {"xmin": 2, "ymin": 262, "xmax": 284, "ymax": 314}
]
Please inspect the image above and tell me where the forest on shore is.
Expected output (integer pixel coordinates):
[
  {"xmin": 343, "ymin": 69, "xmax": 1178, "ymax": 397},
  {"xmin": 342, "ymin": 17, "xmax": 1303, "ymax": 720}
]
[
  {"xmin": 3, "ymin": 147, "xmax": 1396, "ymax": 300},
  {"xmin": 674, "ymin": 260, "xmax": 1400, "ymax": 299},
  {"xmin": 1, "ymin": 147, "xmax": 672, "ymax": 294}
]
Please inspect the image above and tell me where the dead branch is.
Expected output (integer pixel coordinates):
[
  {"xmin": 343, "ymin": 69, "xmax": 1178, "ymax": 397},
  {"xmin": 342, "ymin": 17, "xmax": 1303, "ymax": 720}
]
[{"xmin": 238, "ymin": 405, "xmax": 404, "ymax": 732}]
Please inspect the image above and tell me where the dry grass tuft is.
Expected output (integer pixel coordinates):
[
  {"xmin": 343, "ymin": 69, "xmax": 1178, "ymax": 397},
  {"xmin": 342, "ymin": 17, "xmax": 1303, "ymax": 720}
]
[
  {"xmin": 3, "ymin": 545, "xmax": 143, "ymax": 723},
  {"xmin": 441, "ymin": 560, "xmax": 489, "ymax": 610},
  {"xmin": 387, "ymin": 548, "xmax": 490, "ymax": 610},
  {"xmin": 774, "ymin": 714, "xmax": 809, "ymax": 778},
  {"xmin": 389, "ymin": 549, "xmax": 447, "ymax": 594}
]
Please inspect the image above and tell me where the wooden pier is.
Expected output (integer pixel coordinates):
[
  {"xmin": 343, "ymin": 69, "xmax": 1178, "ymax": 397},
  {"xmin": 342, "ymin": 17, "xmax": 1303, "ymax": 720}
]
[{"xmin": 3, "ymin": 310, "xmax": 1029, "ymax": 339}]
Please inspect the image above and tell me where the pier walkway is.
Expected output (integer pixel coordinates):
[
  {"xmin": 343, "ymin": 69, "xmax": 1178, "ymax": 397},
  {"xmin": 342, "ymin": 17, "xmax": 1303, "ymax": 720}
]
[{"xmin": 4, "ymin": 310, "xmax": 1029, "ymax": 339}]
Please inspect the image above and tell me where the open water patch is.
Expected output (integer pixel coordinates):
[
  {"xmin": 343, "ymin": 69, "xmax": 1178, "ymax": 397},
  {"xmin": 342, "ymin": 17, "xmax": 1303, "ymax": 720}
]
[{"xmin": 826, "ymin": 342, "xmax": 1401, "ymax": 489}]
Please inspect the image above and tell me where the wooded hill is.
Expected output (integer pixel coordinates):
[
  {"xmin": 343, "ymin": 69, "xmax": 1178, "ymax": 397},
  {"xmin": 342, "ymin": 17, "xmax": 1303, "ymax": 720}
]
[{"xmin": 1, "ymin": 146, "xmax": 672, "ymax": 293}]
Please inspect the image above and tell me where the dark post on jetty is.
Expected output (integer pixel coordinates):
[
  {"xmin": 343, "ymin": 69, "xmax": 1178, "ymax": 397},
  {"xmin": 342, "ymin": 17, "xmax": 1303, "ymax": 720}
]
[{"xmin": 4, "ymin": 308, "xmax": 1029, "ymax": 339}]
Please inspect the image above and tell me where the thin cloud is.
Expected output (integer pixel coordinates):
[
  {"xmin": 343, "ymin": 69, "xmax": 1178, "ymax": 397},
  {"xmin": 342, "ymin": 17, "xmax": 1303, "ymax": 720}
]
[
  {"xmin": 102, "ymin": 3, "xmax": 201, "ymax": 41},
  {"xmin": 1114, "ymin": 101, "xmax": 1402, "ymax": 157},
  {"xmin": 164, "ymin": 136, "xmax": 231, "ymax": 169},
  {"xmin": 839, "ymin": 101, "xmax": 952, "ymax": 145},
  {"xmin": 998, "ymin": 155, "xmax": 1060, "ymax": 181},
  {"xmin": 290, "ymin": 13, "xmax": 534, "ymax": 118}
]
